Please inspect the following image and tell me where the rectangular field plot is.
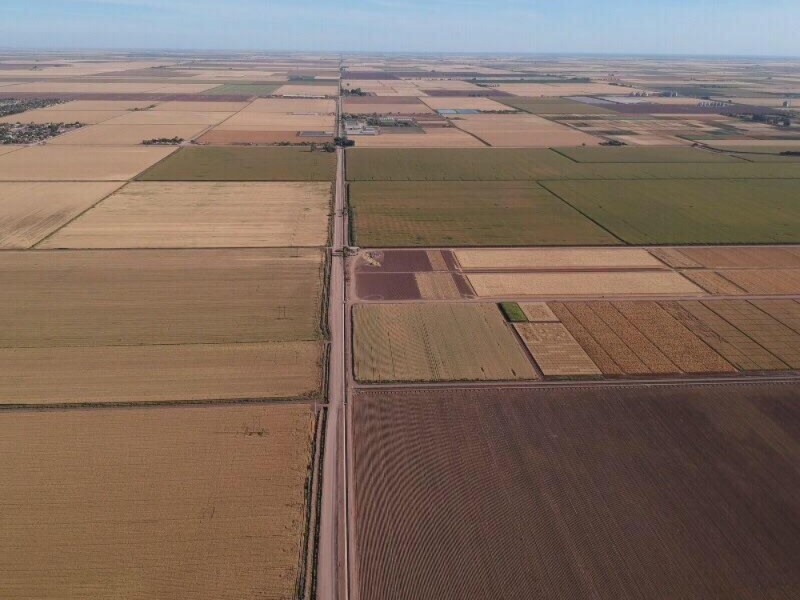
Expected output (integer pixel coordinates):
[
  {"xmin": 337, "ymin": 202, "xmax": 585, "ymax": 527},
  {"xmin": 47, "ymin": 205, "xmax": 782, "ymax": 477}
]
[
  {"xmin": 712, "ymin": 269, "xmax": 800, "ymax": 295},
  {"xmin": 138, "ymin": 147, "xmax": 336, "ymax": 181},
  {"xmin": 353, "ymin": 384, "xmax": 800, "ymax": 600},
  {"xmin": 664, "ymin": 246, "xmax": 800, "ymax": 269},
  {"xmin": 49, "ymin": 123, "xmax": 210, "ymax": 145},
  {"xmin": 515, "ymin": 322, "xmax": 601, "ymax": 377},
  {"xmin": 499, "ymin": 96, "xmax": 615, "ymax": 115},
  {"xmin": 453, "ymin": 114, "xmax": 602, "ymax": 147},
  {"xmin": 349, "ymin": 181, "xmax": 620, "ymax": 247},
  {"xmin": 455, "ymin": 248, "xmax": 661, "ymax": 270},
  {"xmin": 0, "ymin": 109, "xmax": 127, "ymax": 125},
  {"xmin": 467, "ymin": 271, "xmax": 701, "ymax": 297},
  {"xmin": 351, "ymin": 128, "xmax": 484, "ymax": 149},
  {"xmin": 542, "ymin": 179, "xmax": 800, "ymax": 244},
  {"xmin": 214, "ymin": 111, "xmax": 335, "ymax": 131},
  {"xmin": 104, "ymin": 110, "xmax": 233, "ymax": 126},
  {"xmin": 550, "ymin": 301, "xmax": 735, "ymax": 376},
  {"xmin": 0, "ymin": 403, "xmax": 315, "ymax": 599},
  {"xmin": 0, "ymin": 145, "xmax": 176, "ymax": 181},
  {"xmin": 204, "ymin": 83, "xmax": 281, "ymax": 96},
  {"xmin": 0, "ymin": 248, "xmax": 323, "ymax": 347},
  {"xmin": 41, "ymin": 182, "xmax": 331, "ymax": 248},
  {"xmin": 555, "ymin": 146, "xmax": 742, "ymax": 163},
  {"xmin": 352, "ymin": 303, "xmax": 536, "ymax": 382},
  {"xmin": 0, "ymin": 182, "xmax": 122, "ymax": 248},
  {"xmin": 0, "ymin": 341, "xmax": 322, "ymax": 405}
]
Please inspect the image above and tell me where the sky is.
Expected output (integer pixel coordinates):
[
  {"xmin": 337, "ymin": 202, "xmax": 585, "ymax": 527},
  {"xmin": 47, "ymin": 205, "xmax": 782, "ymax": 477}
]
[{"xmin": 2, "ymin": 0, "xmax": 799, "ymax": 56}]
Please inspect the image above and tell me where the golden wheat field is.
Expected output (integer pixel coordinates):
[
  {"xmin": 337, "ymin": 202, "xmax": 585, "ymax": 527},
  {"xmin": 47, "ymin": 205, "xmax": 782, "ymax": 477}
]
[
  {"xmin": 0, "ymin": 403, "xmax": 315, "ymax": 599},
  {"xmin": 49, "ymin": 124, "xmax": 210, "ymax": 145},
  {"xmin": 454, "ymin": 248, "xmax": 664, "ymax": 270},
  {"xmin": 0, "ymin": 341, "xmax": 322, "ymax": 405},
  {"xmin": 41, "ymin": 182, "xmax": 331, "ymax": 248},
  {"xmin": 0, "ymin": 182, "xmax": 123, "ymax": 248},
  {"xmin": 353, "ymin": 303, "xmax": 537, "ymax": 382},
  {"xmin": 515, "ymin": 322, "xmax": 601, "ymax": 377}
]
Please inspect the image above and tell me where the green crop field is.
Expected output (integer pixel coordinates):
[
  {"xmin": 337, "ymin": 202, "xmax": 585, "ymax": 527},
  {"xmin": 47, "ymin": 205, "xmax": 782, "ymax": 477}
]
[
  {"xmin": 555, "ymin": 146, "xmax": 744, "ymax": 163},
  {"xmin": 543, "ymin": 179, "xmax": 800, "ymax": 245},
  {"xmin": 348, "ymin": 181, "xmax": 621, "ymax": 247},
  {"xmin": 499, "ymin": 97, "xmax": 615, "ymax": 115},
  {"xmin": 204, "ymin": 83, "xmax": 281, "ymax": 96},
  {"xmin": 138, "ymin": 147, "xmax": 337, "ymax": 181},
  {"xmin": 345, "ymin": 148, "xmax": 800, "ymax": 181}
]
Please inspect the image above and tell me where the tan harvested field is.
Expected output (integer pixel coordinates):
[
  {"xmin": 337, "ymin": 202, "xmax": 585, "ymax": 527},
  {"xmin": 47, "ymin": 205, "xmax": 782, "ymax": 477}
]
[
  {"xmin": 43, "ymin": 100, "xmax": 163, "ymax": 111},
  {"xmin": 420, "ymin": 96, "xmax": 512, "ymax": 111},
  {"xmin": 49, "ymin": 123, "xmax": 209, "ymax": 145},
  {"xmin": 414, "ymin": 272, "xmax": 461, "ymax": 299},
  {"xmin": 0, "ymin": 182, "xmax": 122, "ymax": 248},
  {"xmin": 0, "ymin": 109, "xmax": 127, "ymax": 125},
  {"xmin": 467, "ymin": 271, "xmax": 702, "ymax": 297},
  {"xmin": 453, "ymin": 113, "xmax": 602, "ymax": 147},
  {"xmin": 274, "ymin": 84, "xmax": 338, "ymax": 96},
  {"xmin": 244, "ymin": 98, "xmax": 336, "ymax": 113},
  {"xmin": 649, "ymin": 247, "xmax": 703, "ymax": 268},
  {"xmin": 215, "ymin": 111, "xmax": 335, "ymax": 131},
  {"xmin": 406, "ymin": 79, "xmax": 482, "ymax": 91},
  {"xmin": 493, "ymin": 82, "xmax": 641, "ymax": 96},
  {"xmin": 0, "ymin": 146, "xmax": 22, "ymax": 157},
  {"xmin": 455, "ymin": 248, "xmax": 663, "ymax": 270},
  {"xmin": 0, "ymin": 248, "xmax": 323, "ymax": 347},
  {"xmin": 105, "ymin": 110, "xmax": 233, "ymax": 126},
  {"xmin": 520, "ymin": 302, "xmax": 559, "ymax": 322},
  {"xmin": 515, "ymin": 322, "xmax": 601, "ymax": 377},
  {"xmin": 353, "ymin": 303, "xmax": 537, "ymax": 382},
  {"xmin": 196, "ymin": 130, "xmax": 334, "ymax": 145},
  {"xmin": 666, "ymin": 246, "xmax": 800, "ymax": 269},
  {"xmin": 683, "ymin": 270, "xmax": 747, "ymax": 295},
  {"xmin": 0, "ymin": 403, "xmax": 315, "ymax": 599},
  {"xmin": 344, "ymin": 102, "xmax": 435, "ymax": 115},
  {"xmin": 1, "ymin": 81, "xmax": 215, "ymax": 94},
  {"xmin": 0, "ymin": 341, "xmax": 322, "ymax": 405},
  {"xmin": 661, "ymin": 301, "xmax": 790, "ymax": 371},
  {"xmin": 0, "ymin": 145, "xmax": 176, "ymax": 181},
  {"xmin": 41, "ymin": 182, "xmax": 331, "ymax": 248},
  {"xmin": 714, "ymin": 269, "xmax": 800, "ymax": 295},
  {"xmin": 353, "ymin": 127, "xmax": 484, "ymax": 148},
  {"xmin": 155, "ymin": 100, "xmax": 252, "ymax": 112}
]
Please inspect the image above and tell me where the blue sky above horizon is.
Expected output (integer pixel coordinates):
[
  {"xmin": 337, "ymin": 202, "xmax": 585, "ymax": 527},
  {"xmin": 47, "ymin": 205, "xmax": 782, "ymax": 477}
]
[{"xmin": 2, "ymin": 1, "xmax": 799, "ymax": 57}]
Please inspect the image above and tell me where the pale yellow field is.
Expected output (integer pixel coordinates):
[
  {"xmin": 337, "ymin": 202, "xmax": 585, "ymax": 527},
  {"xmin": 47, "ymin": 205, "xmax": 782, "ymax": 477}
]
[
  {"xmin": 0, "ymin": 109, "xmax": 126, "ymax": 124},
  {"xmin": 493, "ymin": 82, "xmax": 643, "ymax": 96},
  {"xmin": 467, "ymin": 272, "xmax": 703, "ymax": 297},
  {"xmin": 0, "ymin": 146, "xmax": 22, "ymax": 156},
  {"xmin": 515, "ymin": 322, "xmax": 602, "ymax": 377},
  {"xmin": 405, "ymin": 79, "xmax": 483, "ymax": 91},
  {"xmin": 415, "ymin": 272, "xmax": 461, "ymax": 299},
  {"xmin": 453, "ymin": 114, "xmax": 602, "ymax": 147},
  {"xmin": 0, "ymin": 403, "xmax": 315, "ymax": 599},
  {"xmin": 274, "ymin": 84, "xmax": 338, "ymax": 97},
  {"xmin": 519, "ymin": 302, "xmax": 559, "ymax": 322},
  {"xmin": 0, "ymin": 182, "xmax": 122, "ymax": 249},
  {"xmin": 245, "ymin": 98, "xmax": 336, "ymax": 113},
  {"xmin": 2, "ymin": 82, "xmax": 170, "ymax": 93},
  {"xmin": 420, "ymin": 96, "xmax": 512, "ymax": 111},
  {"xmin": 683, "ymin": 271, "xmax": 747, "ymax": 295},
  {"xmin": 215, "ymin": 111, "xmax": 335, "ymax": 131},
  {"xmin": 41, "ymin": 182, "xmax": 331, "ymax": 248},
  {"xmin": 344, "ymin": 102, "xmax": 435, "ymax": 115},
  {"xmin": 0, "ymin": 145, "xmax": 176, "ymax": 181},
  {"xmin": 41, "ymin": 100, "xmax": 161, "ymax": 111},
  {"xmin": 0, "ymin": 248, "xmax": 324, "ymax": 347},
  {"xmin": 353, "ymin": 127, "xmax": 484, "ymax": 148},
  {"xmin": 105, "ymin": 110, "xmax": 233, "ymax": 125},
  {"xmin": 155, "ymin": 100, "xmax": 251, "ymax": 112},
  {"xmin": 0, "ymin": 341, "xmax": 321, "ymax": 405},
  {"xmin": 49, "ymin": 124, "xmax": 209, "ymax": 145},
  {"xmin": 353, "ymin": 303, "xmax": 537, "ymax": 382},
  {"xmin": 455, "ymin": 248, "xmax": 664, "ymax": 270}
]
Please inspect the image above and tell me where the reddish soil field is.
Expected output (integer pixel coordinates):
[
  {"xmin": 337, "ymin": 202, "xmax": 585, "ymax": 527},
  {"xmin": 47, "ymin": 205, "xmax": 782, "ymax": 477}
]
[
  {"xmin": 353, "ymin": 383, "xmax": 800, "ymax": 600},
  {"xmin": 354, "ymin": 272, "xmax": 421, "ymax": 301}
]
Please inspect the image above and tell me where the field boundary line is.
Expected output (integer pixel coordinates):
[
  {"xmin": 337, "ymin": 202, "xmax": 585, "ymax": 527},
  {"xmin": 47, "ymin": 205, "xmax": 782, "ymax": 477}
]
[
  {"xmin": 448, "ymin": 121, "xmax": 491, "ymax": 147},
  {"xmin": 0, "ymin": 395, "xmax": 325, "ymax": 412},
  {"xmin": 31, "ymin": 180, "xmax": 129, "ymax": 248},
  {"xmin": 535, "ymin": 180, "xmax": 628, "ymax": 245}
]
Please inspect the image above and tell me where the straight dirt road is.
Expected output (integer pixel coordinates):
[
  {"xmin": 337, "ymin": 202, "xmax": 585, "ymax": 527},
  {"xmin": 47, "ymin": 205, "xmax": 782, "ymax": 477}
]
[{"xmin": 317, "ymin": 92, "xmax": 349, "ymax": 600}]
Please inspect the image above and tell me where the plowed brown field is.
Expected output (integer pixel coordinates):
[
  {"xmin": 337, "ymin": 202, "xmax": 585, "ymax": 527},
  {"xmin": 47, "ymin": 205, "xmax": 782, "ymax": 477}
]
[{"xmin": 354, "ymin": 384, "xmax": 800, "ymax": 600}]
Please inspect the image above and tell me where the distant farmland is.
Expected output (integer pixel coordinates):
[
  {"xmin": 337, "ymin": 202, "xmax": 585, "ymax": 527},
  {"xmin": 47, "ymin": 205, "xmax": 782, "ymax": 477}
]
[
  {"xmin": 348, "ymin": 181, "xmax": 620, "ymax": 247},
  {"xmin": 138, "ymin": 146, "xmax": 337, "ymax": 181},
  {"xmin": 353, "ymin": 384, "xmax": 800, "ymax": 600}
]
